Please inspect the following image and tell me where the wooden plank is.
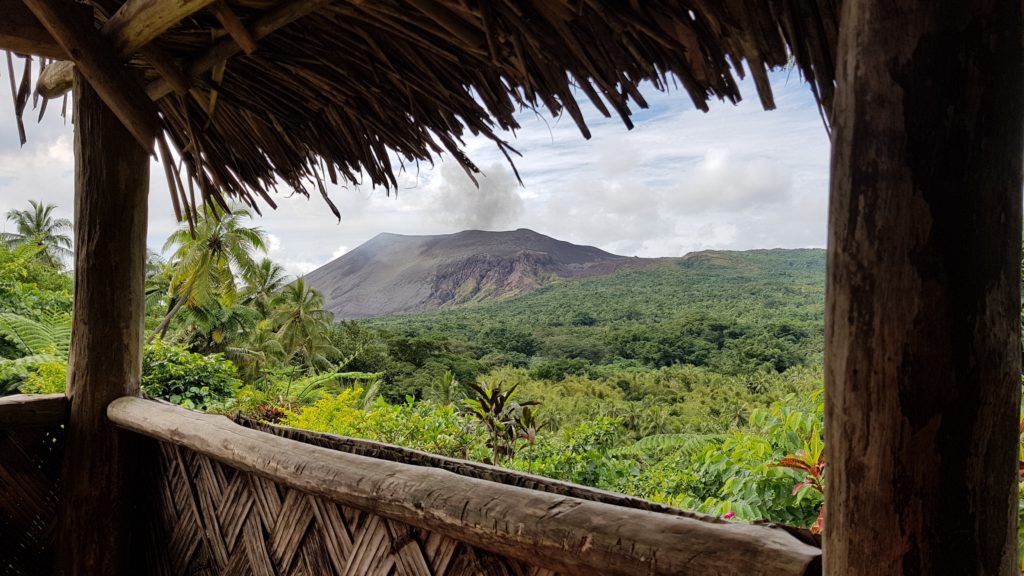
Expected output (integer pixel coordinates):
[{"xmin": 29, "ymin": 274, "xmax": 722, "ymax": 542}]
[
  {"xmin": 0, "ymin": 0, "xmax": 67, "ymax": 59},
  {"xmin": 103, "ymin": 0, "xmax": 218, "ymax": 56},
  {"xmin": 0, "ymin": 394, "xmax": 67, "ymax": 428},
  {"xmin": 22, "ymin": 0, "xmax": 159, "ymax": 150},
  {"xmin": 824, "ymin": 0, "xmax": 1023, "ymax": 573},
  {"xmin": 57, "ymin": 70, "xmax": 151, "ymax": 575},
  {"xmin": 109, "ymin": 397, "xmax": 822, "ymax": 576}
]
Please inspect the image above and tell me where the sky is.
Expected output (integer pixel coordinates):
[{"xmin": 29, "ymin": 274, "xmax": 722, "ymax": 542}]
[{"xmin": 0, "ymin": 68, "xmax": 830, "ymax": 276}]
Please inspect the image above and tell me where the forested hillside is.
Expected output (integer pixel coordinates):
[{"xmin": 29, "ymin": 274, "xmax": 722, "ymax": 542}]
[{"xmin": 365, "ymin": 249, "xmax": 825, "ymax": 380}]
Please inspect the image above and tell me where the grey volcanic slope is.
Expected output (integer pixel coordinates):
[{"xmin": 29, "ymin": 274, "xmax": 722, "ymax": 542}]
[{"xmin": 305, "ymin": 229, "xmax": 651, "ymax": 319}]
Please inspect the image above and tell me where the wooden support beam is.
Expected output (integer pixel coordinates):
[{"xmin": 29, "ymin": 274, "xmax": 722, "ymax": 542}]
[
  {"xmin": 22, "ymin": 0, "xmax": 159, "ymax": 150},
  {"xmin": 58, "ymin": 70, "xmax": 150, "ymax": 576},
  {"xmin": 210, "ymin": 1, "xmax": 259, "ymax": 54},
  {"xmin": 148, "ymin": 0, "xmax": 333, "ymax": 100},
  {"xmin": 34, "ymin": 0, "xmax": 217, "ymax": 98},
  {"xmin": 103, "ymin": 0, "xmax": 218, "ymax": 56},
  {"xmin": 0, "ymin": 394, "xmax": 68, "ymax": 428},
  {"xmin": 824, "ymin": 1, "xmax": 1023, "ymax": 574},
  {"xmin": 0, "ymin": 0, "xmax": 67, "ymax": 59},
  {"xmin": 139, "ymin": 45, "xmax": 192, "ymax": 95},
  {"xmin": 109, "ymin": 397, "xmax": 823, "ymax": 576},
  {"xmin": 36, "ymin": 60, "xmax": 73, "ymax": 98},
  {"xmin": 37, "ymin": 0, "xmax": 332, "ymax": 101}
]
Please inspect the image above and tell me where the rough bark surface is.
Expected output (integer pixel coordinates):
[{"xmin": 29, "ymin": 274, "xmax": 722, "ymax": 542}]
[
  {"xmin": 56, "ymin": 71, "xmax": 149, "ymax": 575},
  {"xmin": 825, "ymin": 1, "xmax": 1023, "ymax": 574}
]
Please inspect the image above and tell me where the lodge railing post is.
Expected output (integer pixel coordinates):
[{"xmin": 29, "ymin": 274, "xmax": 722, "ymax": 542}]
[
  {"xmin": 825, "ymin": 1, "xmax": 1023, "ymax": 574},
  {"xmin": 56, "ymin": 69, "xmax": 150, "ymax": 574}
]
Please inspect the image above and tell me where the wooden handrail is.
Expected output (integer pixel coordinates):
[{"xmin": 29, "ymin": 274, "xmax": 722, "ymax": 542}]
[
  {"xmin": 108, "ymin": 397, "xmax": 822, "ymax": 576},
  {"xmin": 0, "ymin": 393, "xmax": 68, "ymax": 428}
]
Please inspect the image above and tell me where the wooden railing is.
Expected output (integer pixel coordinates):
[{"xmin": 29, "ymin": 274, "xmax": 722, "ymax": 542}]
[
  {"xmin": 108, "ymin": 397, "xmax": 822, "ymax": 576},
  {"xmin": 0, "ymin": 394, "xmax": 822, "ymax": 575}
]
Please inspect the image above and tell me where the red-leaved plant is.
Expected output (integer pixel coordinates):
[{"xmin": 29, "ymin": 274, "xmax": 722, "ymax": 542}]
[{"xmin": 772, "ymin": 427, "xmax": 825, "ymax": 534}]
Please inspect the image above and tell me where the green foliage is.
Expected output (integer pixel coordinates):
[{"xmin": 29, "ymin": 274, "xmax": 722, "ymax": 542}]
[
  {"xmin": 282, "ymin": 388, "xmax": 486, "ymax": 459},
  {"xmin": 0, "ymin": 204, "xmax": 838, "ymax": 535},
  {"xmin": 366, "ymin": 251, "xmax": 825, "ymax": 374},
  {"xmin": 0, "ymin": 311, "xmax": 70, "ymax": 393},
  {"xmin": 2, "ymin": 200, "xmax": 73, "ymax": 269},
  {"xmin": 18, "ymin": 360, "xmax": 67, "ymax": 394},
  {"xmin": 629, "ymin": 397, "xmax": 825, "ymax": 527},
  {"xmin": 512, "ymin": 417, "xmax": 635, "ymax": 487},
  {"xmin": 0, "ymin": 311, "xmax": 71, "ymax": 358},
  {"xmin": 142, "ymin": 341, "xmax": 240, "ymax": 410},
  {"xmin": 463, "ymin": 381, "xmax": 539, "ymax": 465},
  {"xmin": 0, "ymin": 242, "xmax": 72, "ymax": 319}
]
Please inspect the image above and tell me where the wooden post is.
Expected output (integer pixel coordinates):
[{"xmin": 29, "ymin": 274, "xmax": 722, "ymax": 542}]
[
  {"xmin": 825, "ymin": 1, "xmax": 1023, "ymax": 574},
  {"xmin": 57, "ymin": 70, "xmax": 150, "ymax": 574}
]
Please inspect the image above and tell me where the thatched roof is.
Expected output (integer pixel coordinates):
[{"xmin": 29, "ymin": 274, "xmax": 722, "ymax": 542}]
[{"xmin": 2, "ymin": 0, "xmax": 838, "ymax": 222}]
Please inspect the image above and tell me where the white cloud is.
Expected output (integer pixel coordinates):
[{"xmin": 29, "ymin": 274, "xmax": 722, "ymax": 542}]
[
  {"xmin": 331, "ymin": 244, "xmax": 349, "ymax": 259},
  {"xmin": 0, "ymin": 70, "xmax": 830, "ymax": 269},
  {"xmin": 283, "ymin": 261, "xmax": 319, "ymax": 277},
  {"xmin": 265, "ymin": 233, "xmax": 282, "ymax": 253}
]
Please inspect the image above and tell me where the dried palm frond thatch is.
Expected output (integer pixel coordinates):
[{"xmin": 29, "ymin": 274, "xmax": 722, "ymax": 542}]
[{"xmin": 4, "ymin": 0, "xmax": 839, "ymax": 222}]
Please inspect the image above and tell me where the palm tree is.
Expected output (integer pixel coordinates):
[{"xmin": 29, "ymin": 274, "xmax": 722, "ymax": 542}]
[
  {"xmin": 228, "ymin": 323, "xmax": 286, "ymax": 383},
  {"xmin": 151, "ymin": 205, "xmax": 266, "ymax": 341},
  {"xmin": 176, "ymin": 300, "xmax": 261, "ymax": 354},
  {"xmin": 2, "ymin": 200, "xmax": 72, "ymax": 268},
  {"xmin": 270, "ymin": 278, "xmax": 337, "ymax": 372},
  {"xmin": 242, "ymin": 258, "xmax": 287, "ymax": 316}
]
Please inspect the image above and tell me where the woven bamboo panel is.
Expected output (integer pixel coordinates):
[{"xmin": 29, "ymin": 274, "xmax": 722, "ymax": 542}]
[
  {"xmin": 147, "ymin": 442, "xmax": 563, "ymax": 576},
  {"xmin": 0, "ymin": 425, "xmax": 64, "ymax": 576}
]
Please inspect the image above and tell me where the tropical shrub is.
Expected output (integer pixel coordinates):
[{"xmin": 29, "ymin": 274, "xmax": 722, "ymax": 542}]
[
  {"xmin": 142, "ymin": 341, "xmax": 239, "ymax": 410},
  {"xmin": 512, "ymin": 417, "xmax": 636, "ymax": 488},
  {"xmin": 18, "ymin": 360, "xmax": 67, "ymax": 394},
  {"xmin": 282, "ymin": 387, "xmax": 487, "ymax": 460}
]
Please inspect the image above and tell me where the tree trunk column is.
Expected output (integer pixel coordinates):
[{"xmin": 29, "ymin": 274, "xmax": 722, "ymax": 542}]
[
  {"xmin": 58, "ymin": 70, "xmax": 150, "ymax": 574},
  {"xmin": 825, "ymin": 2, "xmax": 1023, "ymax": 574}
]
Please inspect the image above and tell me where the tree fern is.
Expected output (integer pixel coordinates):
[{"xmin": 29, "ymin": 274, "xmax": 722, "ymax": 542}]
[
  {"xmin": 0, "ymin": 311, "xmax": 71, "ymax": 358},
  {"xmin": 612, "ymin": 433, "xmax": 724, "ymax": 459},
  {"xmin": 0, "ymin": 353, "xmax": 63, "ymax": 394}
]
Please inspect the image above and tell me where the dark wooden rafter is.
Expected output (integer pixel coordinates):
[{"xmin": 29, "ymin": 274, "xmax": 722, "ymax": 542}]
[
  {"xmin": 209, "ymin": 0, "xmax": 259, "ymax": 54},
  {"xmin": 0, "ymin": 0, "xmax": 70, "ymax": 59},
  {"xmin": 103, "ymin": 0, "xmax": 218, "ymax": 55},
  {"xmin": 34, "ymin": 0, "xmax": 220, "ymax": 99},
  {"xmin": 22, "ymin": 0, "xmax": 160, "ymax": 149},
  {"xmin": 37, "ymin": 0, "xmax": 324, "ymax": 103}
]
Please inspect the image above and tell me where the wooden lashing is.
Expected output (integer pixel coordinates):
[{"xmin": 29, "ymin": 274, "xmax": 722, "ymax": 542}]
[
  {"xmin": 824, "ymin": 0, "xmax": 1023, "ymax": 573},
  {"xmin": 56, "ymin": 70, "xmax": 151, "ymax": 576}
]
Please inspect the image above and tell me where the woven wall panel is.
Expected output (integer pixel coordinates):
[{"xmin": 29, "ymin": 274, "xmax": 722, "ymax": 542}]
[
  {"xmin": 147, "ymin": 442, "xmax": 566, "ymax": 576},
  {"xmin": 0, "ymin": 426, "xmax": 64, "ymax": 576}
]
